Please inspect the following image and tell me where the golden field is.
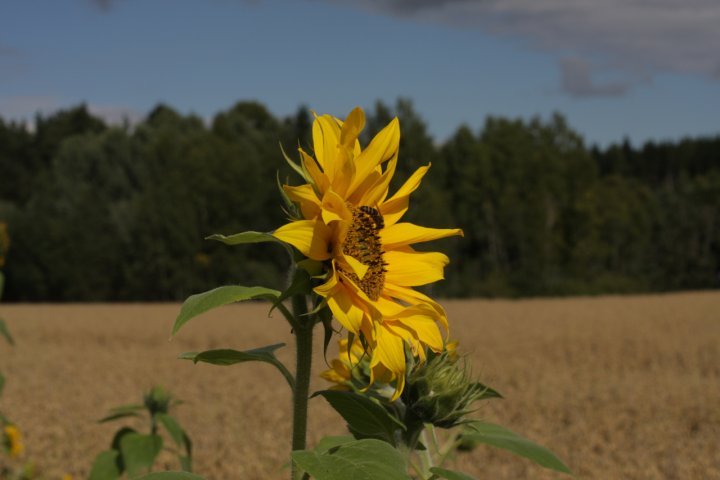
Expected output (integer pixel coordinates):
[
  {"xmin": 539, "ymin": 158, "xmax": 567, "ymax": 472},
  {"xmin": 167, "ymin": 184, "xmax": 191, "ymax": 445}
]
[{"xmin": 1, "ymin": 292, "xmax": 718, "ymax": 479}]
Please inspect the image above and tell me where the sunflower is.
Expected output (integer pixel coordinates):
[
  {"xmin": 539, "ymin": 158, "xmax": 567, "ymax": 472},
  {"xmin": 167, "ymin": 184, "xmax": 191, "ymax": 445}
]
[
  {"xmin": 274, "ymin": 107, "xmax": 462, "ymax": 399},
  {"xmin": 3, "ymin": 424, "xmax": 23, "ymax": 458}
]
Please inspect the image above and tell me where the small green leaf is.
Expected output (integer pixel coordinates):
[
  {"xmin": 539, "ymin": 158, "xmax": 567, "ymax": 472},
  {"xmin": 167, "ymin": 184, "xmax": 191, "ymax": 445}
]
[
  {"xmin": 475, "ymin": 382, "xmax": 503, "ymax": 400},
  {"xmin": 276, "ymin": 268, "xmax": 312, "ymax": 305},
  {"xmin": 179, "ymin": 344, "xmax": 294, "ymax": 390},
  {"xmin": 156, "ymin": 413, "xmax": 184, "ymax": 448},
  {"xmin": 0, "ymin": 317, "xmax": 15, "ymax": 346},
  {"xmin": 98, "ymin": 404, "xmax": 144, "ymax": 423},
  {"xmin": 461, "ymin": 422, "xmax": 572, "ymax": 475},
  {"xmin": 429, "ymin": 466, "xmax": 477, "ymax": 480},
  {"xmin": 135, "ymin": 473, "xmax": 204, "ymax": 480},
  {"xmin": 173, "ymin": 286, "xmax": 280, "ymax": 335},
  {"xmin": 206, "ymin": 231, "xmax": 280, "ymax": 246},
  {"xmin": 88, "ymin": 450, "xmax": 121, "ymax": 480},
  {"xmin": 119, "ymin": 433, "xmax": 163, "ymax": 477},
  {"xmin": 292, "ymin": 439, "xmax": 411, "ymax": 480},
  {"xmin": 313, "ymin": 390, "xmax": 405, "ymax": 445}
]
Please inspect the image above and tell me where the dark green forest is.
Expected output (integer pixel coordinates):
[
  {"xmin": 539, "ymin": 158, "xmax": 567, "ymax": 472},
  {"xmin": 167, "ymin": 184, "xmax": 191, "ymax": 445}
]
[{"xmin": 0, "ymin": 99, "xmax": 718, "ymax": 301}]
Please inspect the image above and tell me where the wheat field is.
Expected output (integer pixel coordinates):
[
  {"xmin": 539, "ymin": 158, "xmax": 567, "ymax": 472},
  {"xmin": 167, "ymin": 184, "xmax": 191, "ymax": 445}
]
[{"xmin": 1, "ymin": 291, "xmax": 718, "ymax": 479}]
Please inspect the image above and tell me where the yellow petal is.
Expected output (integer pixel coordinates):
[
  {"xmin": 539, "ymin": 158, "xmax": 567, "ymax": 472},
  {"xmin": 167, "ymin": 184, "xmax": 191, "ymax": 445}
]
[
  {"xmin": 300, "ymin": 148, "xmax": 329, "ymax": 193},
  {"xmin": 341, "ymin": 253, "xmax": 369, "ymax": 280},
  {"xmin": 321, "ymin": 189, "xmax": 353, "ymax": 224},
  {"xmin": 379, "ymin": 164, "xmax": 430, "ymax": 226},
  {"xmin": 347, "ymin": 117, "xmax": 399, "ymax": 198},
  {"xmin": 272, "ymin": 219, "xmax": 331, "ymax": 261},
  {"xmin": 358, "ymin": 151, "xmax": 398, "ymax": 206},
  {"xmin": 381, "ymin": 223, "xmax": 463, "ymax": 249},
  {"xmin": 340, "ymin": 107, "xmax": 365, "ymax": 149},
  {"xmin": 284, "ymin": 184, "xmax": 321, "ymax": 220},
  {"xmin": 384, "ymin": 249, "xmax": 449, "ymax": 286},
  {"xmin": 391, "ymin": 305, "xmax": 444, "ymax": 352},
  {"xmin": 326, "ymin": 284, "xmax": 366, "ymax": 333},
  {"xmin": 312, "ymin": 114, "xmax": 341, "ymax": 171},
  {"xmin": 371, "ymin": 325, "xmax": 406, "ymax": 400},
  {"xmin": 382, "ymin": 283, "xmax": 449, "ymax": 332}
]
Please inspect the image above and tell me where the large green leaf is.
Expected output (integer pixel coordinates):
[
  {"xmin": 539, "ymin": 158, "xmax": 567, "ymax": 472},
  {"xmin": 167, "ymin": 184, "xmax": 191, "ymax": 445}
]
[
  {"xmin": 88, "ymin": 450, "xmax": 121, "ymax": 480},
  {"xmin": 313, "ymin": 435, "xmax": 355, "ymax": 454},
  {"xmin": 0, "ymin": 317, "xmax": 15, "ymax": 345},
  {"xmin": 314, "ymin": 390, "xmax": 405, "ymax": 445},
  {"xmin": 135, "ymin": 473, "xmax": 204, "ymax": 480},
  {"xmin": 119, "ymin": 433, "xmax": 163, "ymax": 478},
  {"xmin": 179, "ymin": 344, "xmax": 294, "ymax": 390},
  {"xmin": 206, "ymin": 231, "xmax": 279, "ymax": 246},
  {"xmin": 292, "ymin": 439, "xmax": 411, "ymax": 480},
  {"xmin": 429, "ymin": 467, "xmax": 476, "ymax": 480},
  {"xmin": 461, "ymin": 422, "xmax": 572, "ymax": 475},
  {"xmin": 173, "ymin": 286, "xmax": 280, "ymax": 335}
]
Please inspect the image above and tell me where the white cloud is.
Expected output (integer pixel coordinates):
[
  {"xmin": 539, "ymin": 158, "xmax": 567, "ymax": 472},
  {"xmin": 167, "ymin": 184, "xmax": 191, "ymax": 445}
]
[{"xmin": 330, "ymin": 0, "xmax": 720, "ymax": 96}]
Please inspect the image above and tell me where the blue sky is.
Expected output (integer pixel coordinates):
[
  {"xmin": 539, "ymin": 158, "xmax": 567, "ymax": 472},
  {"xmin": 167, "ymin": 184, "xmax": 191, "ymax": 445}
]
[{"xmin": 1, "ymin": 0, "xmax": 719, "ymax": 147}]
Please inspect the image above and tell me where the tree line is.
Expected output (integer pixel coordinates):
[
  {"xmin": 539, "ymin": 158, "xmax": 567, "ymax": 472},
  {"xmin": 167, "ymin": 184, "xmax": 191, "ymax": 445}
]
[{"xmin": 0, "ymin": 99, "xmax": 718, "ymax": 301}]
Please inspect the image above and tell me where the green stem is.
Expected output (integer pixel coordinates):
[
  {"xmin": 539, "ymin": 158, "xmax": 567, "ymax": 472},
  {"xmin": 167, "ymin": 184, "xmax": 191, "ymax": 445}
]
[
  {"xmin": 419, "ymin": 429, "xmax": 434, "ymax": 478},
  {"xmin": 291, "ymin": 294, "xmax": 313, "ymax": 480}
]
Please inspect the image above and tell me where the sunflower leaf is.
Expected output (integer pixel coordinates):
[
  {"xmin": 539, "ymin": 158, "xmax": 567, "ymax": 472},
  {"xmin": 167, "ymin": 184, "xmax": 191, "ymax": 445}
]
[
  {"xmin": 179, "ymin": 344, "xmax": 295, "ymax": 390},
  {"xmin": 205, "ymin": 231, "xmax": 279, "ymax": 246},
  {"xmin": 173, "ymin": 286, "xmax": 280, "ymax": 336},
  {"xmin": 0, "ymin": 317, "xmax": 14, "ymax": 346},
  {"xmin": 119, "ymin": 433, "xmax": 163, "ymax": 478},
  {"xmin": 292, "ymin": 439, "xmax": 411, "ymax": 480},
  {"xmin": 313, "ymin": 390, "xmax": 405, "ymax": 446},
  {"xmin": 88, "ymin": 450, "xmax": 121, "ymax": 480},
  {"xmin": 428, "ymin": 467, "xmax": 477, "ymax": 480},
  {"xmin": 460, "ymin": 421, "xmax": 573, "ymax": 475}
]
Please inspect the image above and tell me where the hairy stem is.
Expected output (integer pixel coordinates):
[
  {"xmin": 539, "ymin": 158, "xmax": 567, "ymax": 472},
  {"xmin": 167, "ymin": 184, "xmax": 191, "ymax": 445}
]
[{"xmin": 291, "ymin": 294, "xmax": 313, "ymax": 480}]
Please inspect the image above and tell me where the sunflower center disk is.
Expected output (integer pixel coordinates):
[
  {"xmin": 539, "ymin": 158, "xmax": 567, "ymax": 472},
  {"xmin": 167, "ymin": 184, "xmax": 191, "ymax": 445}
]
[{"xmin": 340, "ymin": 205, "xmax": 386, "ymax": 301}]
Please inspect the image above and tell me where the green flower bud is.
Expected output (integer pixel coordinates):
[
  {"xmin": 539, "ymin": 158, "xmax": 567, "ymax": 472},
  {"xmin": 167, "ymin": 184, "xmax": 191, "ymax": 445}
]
[
  {"xmin": 144, "ymin": 385, "xmax": 171, "ymax": 416},
  {"xmin": 404, "ymin": 350, "xmax": 500, "ymax": 429}
]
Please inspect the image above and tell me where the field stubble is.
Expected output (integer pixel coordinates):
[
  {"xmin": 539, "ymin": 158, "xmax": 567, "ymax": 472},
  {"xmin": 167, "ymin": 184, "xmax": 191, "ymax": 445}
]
[{"xmin": 1, "ymin": 292, "xmax": 718, "ymax": 479}]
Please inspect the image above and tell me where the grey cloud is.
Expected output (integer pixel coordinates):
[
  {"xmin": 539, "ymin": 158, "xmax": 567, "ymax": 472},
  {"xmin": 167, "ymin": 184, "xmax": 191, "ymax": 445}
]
[
  {"xmin": 329, "ymin": 0, "xmax": 720, "ymax": 96},
  {"xmin": 559, "ymin": 58, "xmax": 631, "ymax": 97},
  {"xmin": 88, "ymin": 0, "xmax": 117, "ymax": 12}
]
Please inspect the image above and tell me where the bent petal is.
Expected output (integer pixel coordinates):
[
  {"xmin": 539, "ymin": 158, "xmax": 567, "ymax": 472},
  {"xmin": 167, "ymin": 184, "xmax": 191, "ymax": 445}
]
[
  {"xmin": 300, "ymin": 149, "xmax": 329, "ymax": 193},
  {"xmin": 321, "ymin": 189, "xmax": 353, "ymax": 225},
  {"xmin": 348, "ymin": 117, "xmax": 399, "ymax": 198},
  {"xmin": 284, "ymin": 184, "xmax": 321, "ymax": 220},
  {"xmin": 325, "ymin": 284, "xmax": 365, "ymax": 334},
  {"xmin": 273, "ymin": 219, "xmax": 331, "ymax": 261},
  {"xmin": 381, "ymin": 223, "xmax": 463, "ymax": 249},
  {"xmin": 379, "ymin": 164, "xmax": 430, "ymax": 226},
  {"xmin": 392, "ymin": 305, "xmax": 444, "ymax": 353},
  {"xmin": 372, "ymin": 325, "xmax": 406, "ymax": 400},
  {"xmin": 312, "ymin": 114, "xmax": 341, "ymax": 171},
  {"xmin": 384, "ymin": 250, "xmax": 449, "ymax": 286},
  {"xmin": 382, "ymin": 283, "xmax": 449, "ymax": 332}
]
